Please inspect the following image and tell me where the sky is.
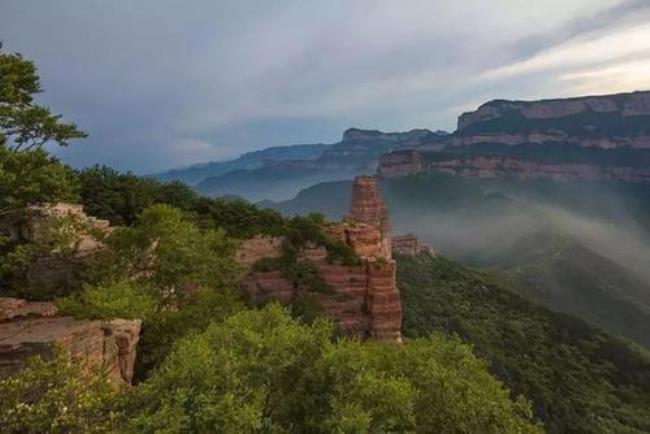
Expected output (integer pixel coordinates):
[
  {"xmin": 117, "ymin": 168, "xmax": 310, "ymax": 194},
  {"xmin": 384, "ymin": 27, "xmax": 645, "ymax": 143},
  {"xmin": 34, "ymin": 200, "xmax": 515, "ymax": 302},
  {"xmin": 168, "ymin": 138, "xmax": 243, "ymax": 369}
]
[{"xmin": 2, "ymin": 0, "xmax": 650, "ymax": 173}]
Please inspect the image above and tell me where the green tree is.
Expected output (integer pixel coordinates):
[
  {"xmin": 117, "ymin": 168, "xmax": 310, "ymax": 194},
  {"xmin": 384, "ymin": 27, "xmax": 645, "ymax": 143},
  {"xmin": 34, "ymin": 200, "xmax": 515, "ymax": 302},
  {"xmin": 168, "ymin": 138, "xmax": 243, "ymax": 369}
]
[
  {"xmin": 123, "ymin": 304, "xmax": 541, "ymax": 433},
  {"xmin": 56, "ymin": 279, "xmax": 158, "ymax": 321},
  {"xmin": 124, "ymin": 304, "xmax": 334, "ymax": 433},
  {"xmin": 77, "ymin": 165, "xmax": 198, "ymax": 226},
  {"xmin": 397, "ymin": 253, "xmax": 650, "ymax": 433},
  {"xmin": 87, "ymin": 204, "xmax": 241, "ymax": 306},
  {"xmin": 0, "ymin": 146, "xmax": 79, "ymax": 212},
  {"xmin": 0, "ymin": 44, "xmax": 86, "ymax": 151},
  {"xmin": 0, "ymin": 351, "xmax": 120, "ymax": 433}
]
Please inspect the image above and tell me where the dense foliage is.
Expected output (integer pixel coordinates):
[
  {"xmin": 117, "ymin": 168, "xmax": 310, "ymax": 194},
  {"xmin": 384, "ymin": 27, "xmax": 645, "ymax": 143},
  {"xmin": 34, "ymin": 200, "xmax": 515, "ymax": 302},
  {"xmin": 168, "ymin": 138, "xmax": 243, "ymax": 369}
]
[
  {"xmin": 397, "ymin": 253, "xmax": 650, "ymax": 433},
  {"xmin": 0, "ymin": 351, "xmax": 120, "ymax": 433},
  {"xmin": 0, "ymin": 145, "xmax": 79, "ymax": 212},
  {"xmin": 4, "ymin": 42, "xmax": 649, "ymax": 434},
  {"xmin": 0, "ymin": 305, "xmax": 541, "ymax": 433}
]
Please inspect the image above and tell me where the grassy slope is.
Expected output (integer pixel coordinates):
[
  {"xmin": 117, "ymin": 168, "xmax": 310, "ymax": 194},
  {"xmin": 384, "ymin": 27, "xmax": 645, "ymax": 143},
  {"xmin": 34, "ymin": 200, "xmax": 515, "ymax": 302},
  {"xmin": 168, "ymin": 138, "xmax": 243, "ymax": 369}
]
[
  {"xmin": 397, "ymin": 253, "xmax": 650, "ymax": 433},
  {"xmin": 491, "ymin": 231, "xmax": 650, "ymax": 349}
]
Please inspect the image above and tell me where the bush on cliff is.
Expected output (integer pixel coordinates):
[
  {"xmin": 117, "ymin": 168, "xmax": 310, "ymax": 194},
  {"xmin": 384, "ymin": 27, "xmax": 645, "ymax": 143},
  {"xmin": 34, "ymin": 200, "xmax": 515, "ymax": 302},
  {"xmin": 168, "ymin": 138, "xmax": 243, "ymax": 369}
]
[
  {"xmin": 86, "ymin": 204, "xmax": 242, "ymax": 306},
  {"xmin": 56, "ymin": 279, "xmax": 158, "ymax": 321}
]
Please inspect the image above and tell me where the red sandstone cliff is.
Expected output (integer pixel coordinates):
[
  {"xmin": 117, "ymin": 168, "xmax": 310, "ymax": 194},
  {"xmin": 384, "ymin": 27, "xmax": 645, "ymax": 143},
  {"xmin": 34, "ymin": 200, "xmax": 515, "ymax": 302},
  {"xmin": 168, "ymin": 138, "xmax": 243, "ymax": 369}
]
[
  {"xmin": 237, "ymin": 176, "xmax": 402, "ymax": 343},
  {"xmin": 0, "ymin": 298, "xmax": 141, "ymax": 385},
  {"xmin": 392, "ymin": 233, "xmax": 435, "ymax": 257}
]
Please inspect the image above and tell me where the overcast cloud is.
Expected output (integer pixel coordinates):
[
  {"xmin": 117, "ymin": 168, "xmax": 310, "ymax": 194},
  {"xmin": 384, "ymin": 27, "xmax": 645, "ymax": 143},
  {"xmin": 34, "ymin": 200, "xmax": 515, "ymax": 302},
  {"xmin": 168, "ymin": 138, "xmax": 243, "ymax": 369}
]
[{"xmin": 1, "ymin": 0, "xmax": 649, "ymax": 173}]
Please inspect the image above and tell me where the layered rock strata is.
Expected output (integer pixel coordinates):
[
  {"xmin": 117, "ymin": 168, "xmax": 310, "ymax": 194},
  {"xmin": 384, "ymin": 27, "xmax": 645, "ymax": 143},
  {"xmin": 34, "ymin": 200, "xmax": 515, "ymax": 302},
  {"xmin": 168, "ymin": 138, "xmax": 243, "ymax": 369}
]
[
  {"xmin": 237, "ymin": 176, "xmax": 402, "ymax": 343},
  {"xmin": 392, "ymin": 234, "xmax": 435, "ymax": 257},
  {"xmin": 455, "ymin": 90, "xmax": 650, "ymax": 149},
  {"xmin": 0, "ymin": 298, "xmax": 141, "ymax": 385},
  {"xmin": 378, "ymin": 150, "xmax": 650, "ymax": 183},
  {"xmin": 430, "ymin": 156, "xmax": 650, "ymax": 182}
]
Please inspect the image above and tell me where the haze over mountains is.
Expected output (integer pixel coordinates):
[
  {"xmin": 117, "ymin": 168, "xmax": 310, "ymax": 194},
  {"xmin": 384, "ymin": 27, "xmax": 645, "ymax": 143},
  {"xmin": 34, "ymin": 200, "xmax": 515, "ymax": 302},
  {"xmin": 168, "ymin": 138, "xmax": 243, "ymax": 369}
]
[
  {"xmin": 155, "ymin": 90, "xmax": 650, "ymax": 200},
  {"xmin": 154, "ymin": 89, "xmax": 650, "ymax": 351},
  {"xmin": 5, "ymin": 2, "xmax": 650, "ymax": 431}
]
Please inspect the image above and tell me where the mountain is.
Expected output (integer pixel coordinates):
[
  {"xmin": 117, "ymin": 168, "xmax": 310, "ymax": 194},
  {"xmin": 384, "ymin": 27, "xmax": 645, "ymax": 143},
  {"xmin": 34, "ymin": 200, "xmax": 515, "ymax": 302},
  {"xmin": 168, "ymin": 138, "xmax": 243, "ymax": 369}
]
[
  {"xmin": 397, "ymin": 253, "xmax": 650, "ymax": 433},
  {"xmin": 454, "ymin": 90, "xmax": 650, "ymax": 149},
  {"xmin": 151, "ymin": 143, "xmax": 329, "ymax": 185},
  {"xmin": 493, "ymin": 230, "xmax": 650, "ymax": 349},
  {"xmin": 195, "ymin": 163, "xmax": 352, "ymax": 202},
  {"xmin": 265, "ymin": 173, "xmax": 650, "ymax": 351},
  {"xmin": 194, "ymin": 128, "xmax": 448, "ymax": 201}
]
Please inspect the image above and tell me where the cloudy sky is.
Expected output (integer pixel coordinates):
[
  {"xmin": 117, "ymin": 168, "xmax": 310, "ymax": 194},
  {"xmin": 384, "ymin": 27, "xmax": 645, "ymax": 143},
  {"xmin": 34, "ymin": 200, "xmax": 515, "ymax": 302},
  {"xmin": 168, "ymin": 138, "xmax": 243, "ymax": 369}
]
[{"xmin": 2, "ymin": 0, "xmax": 650, "ymax": 173}]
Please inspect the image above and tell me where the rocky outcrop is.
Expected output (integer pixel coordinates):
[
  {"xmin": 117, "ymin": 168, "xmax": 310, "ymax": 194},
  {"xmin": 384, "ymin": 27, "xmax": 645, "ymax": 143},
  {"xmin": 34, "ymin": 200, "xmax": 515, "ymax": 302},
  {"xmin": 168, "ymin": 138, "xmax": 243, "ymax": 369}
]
[
  {"xmin": 0, "ymin": 203, "xmax": 114, "ymax": 294},
  {"xmin": 237, "ymin": 176, "xmax": 402, "ymax": 343},
  {"xmin": 430, "ymin": 155, "xmax": 650, "ymax": 182},
  {"xmin": 0, "ymin": 203, "xmax": 111, "ymax": 249},
  {"xmin": 347, "ymin": 176, "xmax": 392, "ymax": 260},
  {"xmin": 392, "ymin": 234, "xmax": 435, "ymax": 257},
  {"xmin": 0, "ymin": 298, "xmax": 141, "ymax": 385},
  {"xmin": 378, "ymin": 150, "xmax": 426, "ymax": 178},
  {"xmin": 235, "ymin": 235, "xmax": 284, "ymax": 268},
  {"xmin": 378, "ymin": 149, "xmax": 650, "ymax": 183},
  {"xmin": 456, "ymin": 91, "xmax": 650, "ymax": 149}
]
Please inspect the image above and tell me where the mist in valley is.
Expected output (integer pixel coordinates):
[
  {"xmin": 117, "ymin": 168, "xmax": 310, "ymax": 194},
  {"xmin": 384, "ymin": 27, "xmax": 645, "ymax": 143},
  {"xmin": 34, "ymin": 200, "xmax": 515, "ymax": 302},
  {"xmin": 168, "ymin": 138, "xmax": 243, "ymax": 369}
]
[{"xmin": 270, "ymin": 173, "xmax": 650, "ymax": 347}]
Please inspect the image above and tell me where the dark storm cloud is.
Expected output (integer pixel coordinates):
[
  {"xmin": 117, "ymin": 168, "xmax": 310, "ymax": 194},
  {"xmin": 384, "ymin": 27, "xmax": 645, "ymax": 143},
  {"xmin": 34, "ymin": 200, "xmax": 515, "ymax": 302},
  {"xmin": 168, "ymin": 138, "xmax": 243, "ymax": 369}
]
[{"xmin": 0, "ymin": 0, "xmax": 648, "ymax": 173}]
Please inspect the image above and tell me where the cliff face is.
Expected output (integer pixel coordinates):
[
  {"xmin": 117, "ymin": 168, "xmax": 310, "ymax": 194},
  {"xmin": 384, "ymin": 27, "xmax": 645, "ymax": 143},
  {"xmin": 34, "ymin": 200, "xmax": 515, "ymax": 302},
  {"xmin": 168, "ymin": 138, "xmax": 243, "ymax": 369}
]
[
  {"xmin": 0, "ymin": 298, "xmax": 141, "ymax": 385},
  {"xmin": 377, "ymin": 150, "xmax": 426, "ymax": 178},
  {"xmin": 237, "ymin": 176, "xmax": 402, "ymax": 343},
  {"xmin": 378, "ymin": 149, "xmax": 650, "ymax": 183},
  {"xmin": 347, "ymin": 175, "xmax": 392, "ymax": 260},
  {"xmin": 456, "ymin": 91, "xmax": 650, "ymax": 149},
  {"xmin": 392, "ymin": 234, "xmax": 435, "ymax": 257},
  {"xmin": 430, "ymin": 156, "xmax": 650, "ymax": 182}
]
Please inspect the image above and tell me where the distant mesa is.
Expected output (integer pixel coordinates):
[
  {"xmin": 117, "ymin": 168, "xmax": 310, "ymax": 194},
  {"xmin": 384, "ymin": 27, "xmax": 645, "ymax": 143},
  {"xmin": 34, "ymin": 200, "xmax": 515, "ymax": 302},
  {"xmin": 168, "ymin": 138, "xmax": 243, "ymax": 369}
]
[{"xmin": 455, "ymin": 90, "xmax": 650, "ymax": 149}]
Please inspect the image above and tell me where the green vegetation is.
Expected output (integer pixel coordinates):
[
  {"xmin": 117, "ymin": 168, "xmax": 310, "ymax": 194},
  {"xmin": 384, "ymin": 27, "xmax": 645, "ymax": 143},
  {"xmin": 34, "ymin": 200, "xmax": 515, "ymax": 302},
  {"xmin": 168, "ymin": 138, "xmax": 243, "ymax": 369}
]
[
  {"xmin": 0, "ymin": 43, "xmax": 86, "ymax": 152},
  {"xmin": 56, "ymin": 280, "xmax": 157, "ymax": 321},
  {"xmin": 490, "ymin": 230, "xmax": 650, "ymax": 349},
  {"xmin": 397, "ymin": 253, "xmax": 650, "ymax": 433},
  {"xmin": 0, "ymin": 351, "xmax": 120, "ymax": 433},
  {"xmin": 250, "ymin": 212, "xmax": 361, "ymax": 294},
  {"xmin": 0, "ymin": 146, "xmax": 79, "ymax": 212},
  {"xmin": 0, "ymin": 305, "xmax": 542, "ymax": 433},
  {"xmin": 4, "ymin": 41, "xmax": 650, "ymax": 434}
]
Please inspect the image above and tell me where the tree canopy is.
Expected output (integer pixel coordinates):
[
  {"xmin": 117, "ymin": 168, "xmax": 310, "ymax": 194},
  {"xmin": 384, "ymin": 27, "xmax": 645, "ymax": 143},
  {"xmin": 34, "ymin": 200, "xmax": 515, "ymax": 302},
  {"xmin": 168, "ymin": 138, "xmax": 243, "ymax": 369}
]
[{"xmin": 0, "ymin": 44, "xmax": 86, "ymax": 151}]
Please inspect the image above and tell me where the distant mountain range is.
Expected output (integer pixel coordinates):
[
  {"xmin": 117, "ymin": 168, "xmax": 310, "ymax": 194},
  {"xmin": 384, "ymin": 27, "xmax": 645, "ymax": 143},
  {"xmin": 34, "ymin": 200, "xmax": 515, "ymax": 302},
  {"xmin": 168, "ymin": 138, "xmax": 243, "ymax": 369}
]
[
  {"xmin": 153, "ymin": 90, "xmax": 650, "ymax": 201},
  {"xmin": 153, "ymin": 127, "xmax": 449, "ymax": 201},
  {"xmin": 152, "ymin": 142, "xmax": 328, "ymax": 185},
  {"xmin": 150, "ymin": 89, "xmax": 650, "ymax": 352}
]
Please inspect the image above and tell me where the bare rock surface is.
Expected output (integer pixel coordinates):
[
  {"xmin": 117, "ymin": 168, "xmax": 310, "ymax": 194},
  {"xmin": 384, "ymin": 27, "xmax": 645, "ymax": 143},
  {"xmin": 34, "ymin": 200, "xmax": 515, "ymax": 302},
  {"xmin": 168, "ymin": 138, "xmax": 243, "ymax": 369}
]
[
  {"xmin": 392, "ymin": 234, "xmax": 435, "ymax": 257},
  {"xmin": 236, "ymin": 176, "xmax": 403, "ymax": 343},
  {"xmin": 0, "ymin": 297, "xmax": 141, "ymax": 385}
]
